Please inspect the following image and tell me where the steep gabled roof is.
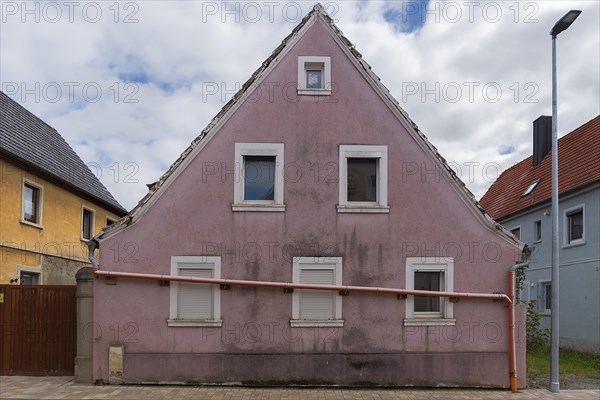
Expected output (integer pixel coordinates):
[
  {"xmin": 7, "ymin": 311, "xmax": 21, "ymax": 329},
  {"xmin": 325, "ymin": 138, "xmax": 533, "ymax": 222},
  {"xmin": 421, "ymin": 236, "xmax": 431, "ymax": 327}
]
[
  {"xmin": 96, "ymin": 4, "xmax": 520, "ymax": 249},
  {"xmin": 0, "ymin": 91, "xmax": 127, "ymax": 215},
  {"xmin": 480, "ymin": 115, "xmax": 600, "ymax": 221}
]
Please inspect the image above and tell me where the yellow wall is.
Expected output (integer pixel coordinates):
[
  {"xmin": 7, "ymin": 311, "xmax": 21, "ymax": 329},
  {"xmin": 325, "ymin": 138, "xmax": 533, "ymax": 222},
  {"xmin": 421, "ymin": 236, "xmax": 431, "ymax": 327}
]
[{"xmin": 0, "ymin": 157, "xmax": 122, "ymax": 284}]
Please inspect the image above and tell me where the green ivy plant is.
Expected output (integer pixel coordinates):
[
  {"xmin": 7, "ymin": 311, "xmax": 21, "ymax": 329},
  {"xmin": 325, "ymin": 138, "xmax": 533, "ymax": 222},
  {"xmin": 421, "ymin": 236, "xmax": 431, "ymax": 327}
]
[
  {"xmin": 515, "ymin": 265, "xmax": 527, "ymax": 304},
  {"xmin": 513, "ymin": 251, "xmax": 550, "ymax": 349},
  {"xmin": 526, "ymin": 300, "xmax": 551, "ymax": 349}
]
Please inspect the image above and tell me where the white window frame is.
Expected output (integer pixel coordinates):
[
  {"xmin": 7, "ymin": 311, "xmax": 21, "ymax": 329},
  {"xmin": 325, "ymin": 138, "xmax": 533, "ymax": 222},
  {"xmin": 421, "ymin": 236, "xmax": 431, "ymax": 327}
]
[
  {"xmin": 533, "ymin": 220, "xmax": 542, "ymax": 243},
  {"xmin": 297, "ymin": 56, "xmax": 331, "ymax": 95},
  {"xmin": 291, "ymin": 257, "xmax": 343, "ymax": 327},
  {"xmin": 16, "ymin": 265, "xmax": 42, "ymax": 285},
  {"xmin": 338, "ymin": 145, "xmax": 389, "ymax": 213},
  {"xmin": 509, "ymin": 225, "xmax": 521, "ymax": 241},
  {"xmin": 538, "ymin": 280, "xmax": 552, "ymax": 315},
  {"xmin": 168, "ymin": 256, "xmax": 222, "ymax": 327},
  {"xmin": 563, "ymin": 204, "xmax": 585, "ymax": 247},
  {"xmin": 81, "ymin": 206, "xmax": 96, "ymax": 241},
  {"xmin": 405, "ymin": 257, "xmax": 455, "ymax": 326},
  {"xmin": 233, "ymin": 143, "xmax": 285, "ymax": 212},
  {"xmin": 21, "ymin": 178, "xmax": 43, "ymax": 228}
]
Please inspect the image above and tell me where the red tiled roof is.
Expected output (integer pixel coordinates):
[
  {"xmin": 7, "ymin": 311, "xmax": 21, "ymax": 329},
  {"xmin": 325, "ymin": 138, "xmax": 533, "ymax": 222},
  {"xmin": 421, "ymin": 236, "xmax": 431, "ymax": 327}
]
[{"xmin": 480, "ymin": 115, "xmax": 600, "ymax": 220}]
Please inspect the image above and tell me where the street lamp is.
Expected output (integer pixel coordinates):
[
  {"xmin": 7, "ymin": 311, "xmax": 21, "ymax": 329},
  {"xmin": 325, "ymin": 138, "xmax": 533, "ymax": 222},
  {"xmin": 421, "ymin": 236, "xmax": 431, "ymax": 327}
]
[{"xmin": 549, "ymin": 9, "xmax": 581, "ymax": 394}]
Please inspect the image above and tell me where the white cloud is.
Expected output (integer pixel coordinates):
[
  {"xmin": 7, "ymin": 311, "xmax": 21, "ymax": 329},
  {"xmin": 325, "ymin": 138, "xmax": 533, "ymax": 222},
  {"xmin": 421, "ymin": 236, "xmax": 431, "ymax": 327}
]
[{"xmin": 1, "ymin": 1, "xmax": 598, "ymax": 210}]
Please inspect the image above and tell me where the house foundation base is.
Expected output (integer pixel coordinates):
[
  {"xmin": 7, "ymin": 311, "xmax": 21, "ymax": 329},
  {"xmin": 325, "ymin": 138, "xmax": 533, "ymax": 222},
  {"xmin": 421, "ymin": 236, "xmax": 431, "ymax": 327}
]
[{"xmin": 120, "ymin": 352, "xmax": 524, "ymax": 388}]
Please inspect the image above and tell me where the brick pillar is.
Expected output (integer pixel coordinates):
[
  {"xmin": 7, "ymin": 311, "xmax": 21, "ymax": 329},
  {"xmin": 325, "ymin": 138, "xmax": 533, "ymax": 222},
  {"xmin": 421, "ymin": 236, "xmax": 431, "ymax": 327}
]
[{"xmin": 75, "ymin": 267, "xmax": 94, "ymax": 383}]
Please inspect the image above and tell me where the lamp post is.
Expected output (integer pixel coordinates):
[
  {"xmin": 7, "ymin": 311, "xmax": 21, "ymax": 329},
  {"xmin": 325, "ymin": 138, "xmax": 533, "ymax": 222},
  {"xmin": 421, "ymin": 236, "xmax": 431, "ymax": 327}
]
[{"xmin": 549, "ymin": 9, "xmax": 581, "ymax": 394}]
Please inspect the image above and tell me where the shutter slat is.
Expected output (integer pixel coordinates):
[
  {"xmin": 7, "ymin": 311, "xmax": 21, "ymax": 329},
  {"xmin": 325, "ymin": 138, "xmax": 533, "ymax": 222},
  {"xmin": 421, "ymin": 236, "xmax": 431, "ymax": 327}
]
[{"xmin": 300, "ymin": 269, "xmax": 334, "ymax": 284}]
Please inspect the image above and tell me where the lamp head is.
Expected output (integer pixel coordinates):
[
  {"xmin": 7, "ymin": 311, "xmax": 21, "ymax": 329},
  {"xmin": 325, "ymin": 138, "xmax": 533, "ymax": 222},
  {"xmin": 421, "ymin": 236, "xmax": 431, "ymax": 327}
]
[
  {"xmin": 551, "ymin": 10, "xmax": 582, "ymax": 37},
  {"xmin": 523, "ymin": 245, "xmax": 535, "ymax": 260}
]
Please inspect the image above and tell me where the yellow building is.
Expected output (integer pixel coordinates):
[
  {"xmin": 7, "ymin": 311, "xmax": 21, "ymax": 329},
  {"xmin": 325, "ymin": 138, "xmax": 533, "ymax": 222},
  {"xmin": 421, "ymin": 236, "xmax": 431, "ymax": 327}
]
[{"xmin": 0, "ymin": 91, "xmax": 127, "ymax": 284}]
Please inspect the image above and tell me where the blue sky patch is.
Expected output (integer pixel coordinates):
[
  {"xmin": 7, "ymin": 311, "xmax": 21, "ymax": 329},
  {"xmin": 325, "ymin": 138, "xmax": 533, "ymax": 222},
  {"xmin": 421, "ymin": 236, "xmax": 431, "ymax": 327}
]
[
  {"xmin": 118, "ymin": 70, "xmax": 149, "ymax": 84},
  {"xmin": 96, "ymin": 148, "xmax": 112, "ymax": 165},
  {"xmin": 499, "ymin": 145, "xmax": 516, "ymax": 155},
  {"xmin": 384, "ymin": 0, "xmax": 428, "ymax": 33},
  {"xmin": 156, "ymin": 81, "xmax": 182, "ymax": 94}
]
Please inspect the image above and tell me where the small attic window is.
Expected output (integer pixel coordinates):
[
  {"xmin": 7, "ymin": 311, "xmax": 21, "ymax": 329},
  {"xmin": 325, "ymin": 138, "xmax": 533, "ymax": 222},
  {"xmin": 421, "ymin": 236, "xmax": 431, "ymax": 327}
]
[
  {"xmin": 298, "ymin": 56, "xmax": 331, "ymax": 95},
  {"xmin": 521, "ymin": 179, "xmax": 540, "ymax": 197}
]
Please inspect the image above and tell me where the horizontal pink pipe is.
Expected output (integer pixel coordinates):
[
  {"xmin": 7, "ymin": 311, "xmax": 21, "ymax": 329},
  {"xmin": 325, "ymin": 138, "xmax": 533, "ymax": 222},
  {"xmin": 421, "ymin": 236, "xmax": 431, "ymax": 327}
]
[{"xmin": 93, "ymin": 269, "xmax": 511, "ymax": 304}]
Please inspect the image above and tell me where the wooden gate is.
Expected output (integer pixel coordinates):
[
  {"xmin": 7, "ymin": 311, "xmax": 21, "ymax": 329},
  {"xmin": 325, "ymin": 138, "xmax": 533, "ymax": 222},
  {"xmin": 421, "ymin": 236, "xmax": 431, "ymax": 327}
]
[{"xmin": 0, "ymin": 285, "xmax": 76, "ymax": 375}]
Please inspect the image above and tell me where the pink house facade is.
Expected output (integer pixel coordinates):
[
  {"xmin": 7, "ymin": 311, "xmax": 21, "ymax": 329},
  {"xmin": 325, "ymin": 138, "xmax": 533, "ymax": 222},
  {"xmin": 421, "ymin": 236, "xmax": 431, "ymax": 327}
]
[{"xmin": 92, "ymin": 5, "xmax": 526, "ymax": 388}]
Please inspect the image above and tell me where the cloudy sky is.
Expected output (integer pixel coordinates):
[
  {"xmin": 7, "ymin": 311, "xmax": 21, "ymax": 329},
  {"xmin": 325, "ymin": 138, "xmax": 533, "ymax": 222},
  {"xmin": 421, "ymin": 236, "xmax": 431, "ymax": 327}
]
[{"xmin": 1, "ymin": 0, "xmax": 598, "ymax": 211}]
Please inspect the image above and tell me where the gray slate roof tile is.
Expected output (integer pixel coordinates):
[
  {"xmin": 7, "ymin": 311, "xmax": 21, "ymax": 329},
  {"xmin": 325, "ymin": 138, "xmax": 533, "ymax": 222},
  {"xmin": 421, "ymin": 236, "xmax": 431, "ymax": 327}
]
[{"xmin": 0, "ymin": 91, "xmax": 127, "ymax": 214}]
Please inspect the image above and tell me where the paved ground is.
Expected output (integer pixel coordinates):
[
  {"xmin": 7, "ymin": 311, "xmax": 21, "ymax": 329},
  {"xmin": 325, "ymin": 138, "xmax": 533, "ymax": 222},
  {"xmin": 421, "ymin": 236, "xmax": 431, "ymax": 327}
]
[{"xmin": 1, "ymin": 377, "xmax": 599, "ymax": 400}]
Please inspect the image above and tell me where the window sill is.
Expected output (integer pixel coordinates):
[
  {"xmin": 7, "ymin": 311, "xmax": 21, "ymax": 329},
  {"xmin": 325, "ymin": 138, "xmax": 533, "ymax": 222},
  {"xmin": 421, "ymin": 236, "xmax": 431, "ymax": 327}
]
[
  {"xmin": 562, "ymin": 240, "xmax": 585, "ymax": 249},
  {"xmin": 232, "ymin": 203, "xmax": 286, "ymax": 212},
  {"xmin": 298, "ymin": 89, "xmax": 331, "ymax": 96},
  {"xmin": 20, "ymin": 219, "xmax": 43, "ymax": 229},
  {"xmin": 167, "ymin": 319, "xmax": 223, "ymax": 327},
  {"xmin": 337, "ymin": 205, "xmax": 390, "ymax": 214},
  {"xmin": 403, "ymin": 318, "xmax": 456, "ymax": 326},
  {"xmin": 290, "ymin": 319, "xmax": 344, "ymax": 328}
]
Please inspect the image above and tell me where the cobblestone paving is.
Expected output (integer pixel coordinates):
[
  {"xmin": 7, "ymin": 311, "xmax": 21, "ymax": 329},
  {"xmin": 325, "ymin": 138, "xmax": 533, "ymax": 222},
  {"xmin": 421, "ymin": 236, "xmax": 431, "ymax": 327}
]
[{"xmin": 1, "ymin": 377, "xmax": 599, "ymax": 400}]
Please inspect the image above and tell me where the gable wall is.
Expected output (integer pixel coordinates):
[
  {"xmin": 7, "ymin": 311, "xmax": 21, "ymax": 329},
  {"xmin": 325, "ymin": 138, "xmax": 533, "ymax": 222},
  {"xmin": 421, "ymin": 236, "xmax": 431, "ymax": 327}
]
[{"xmin": 93, "ymin": 19, "xmax": 523, "ymax": 386}]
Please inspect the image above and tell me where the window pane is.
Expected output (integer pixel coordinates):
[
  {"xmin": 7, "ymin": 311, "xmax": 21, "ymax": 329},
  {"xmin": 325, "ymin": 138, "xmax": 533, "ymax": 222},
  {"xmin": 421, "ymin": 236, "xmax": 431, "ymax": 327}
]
[
  {"xmin": 244, "ymin": 156, "xmax": 275, "ymax": 201},
  {"xmin": 569, "ymin": 211, "xmax": 583, "ymax": 241},
  {"xmin": 414, "ymin": 271, "xmax": 440, "ymax": 312},
  {"xmin": 306, "ymin": 70, "xmax": 322, "ymax": 89},
  {"xmin": 20, "ymin": 272, "xmax": 39, "ymax": 285},
  {"xmin": 23, "ymin": 184, "xmax": 38, "ymax": 223},
  {"xmin": 544, "ymin": 283, "xmax": 552, "ymax": 311},
  {"xmin": 521, "ymin": 180, "xmax": 540, "ymax": 197},
  {"xmin": 82, "ymin": 209, "xmax": 93, "ymax": 239},
  {"xmin": 347, "ymin": 158, "xmax": 377, "ymax": 202},
  {"xmin": 534, "ymin": 221, "xmax": 542, "ymax": 241}
]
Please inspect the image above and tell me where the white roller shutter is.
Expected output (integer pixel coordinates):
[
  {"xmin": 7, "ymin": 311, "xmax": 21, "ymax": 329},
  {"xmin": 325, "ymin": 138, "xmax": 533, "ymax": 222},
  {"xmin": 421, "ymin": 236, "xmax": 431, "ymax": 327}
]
[
  {"xmin": 178, "ymin": 268, "xmax": 213, "ymax": 319},
  {"xmin": 299, "ymin": 269, "xmax": 335, "ymax": 319}
]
